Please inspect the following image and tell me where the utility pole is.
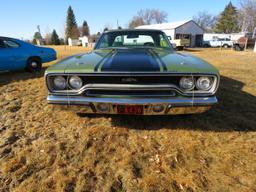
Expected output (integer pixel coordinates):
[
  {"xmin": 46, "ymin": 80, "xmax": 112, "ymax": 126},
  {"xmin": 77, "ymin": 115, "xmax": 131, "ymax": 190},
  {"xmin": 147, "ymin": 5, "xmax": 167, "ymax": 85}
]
[
  {"xmin": 37, "ymin": 25, "xmax": 41, "ymax": 34},
  {"xmin": 253, "ymin": 27, "xmax": 256, "ymax": 53},
  {"xmin": 117, "ymin": 20, "xmax": 120, "ymax": 29}
]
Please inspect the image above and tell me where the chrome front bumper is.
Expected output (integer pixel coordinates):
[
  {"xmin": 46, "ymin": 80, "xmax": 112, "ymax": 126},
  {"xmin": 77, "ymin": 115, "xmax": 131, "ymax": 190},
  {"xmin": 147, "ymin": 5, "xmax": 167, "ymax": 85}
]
[{"xmin": 47, "ymin": 95, "xmax": 217, "ymax": 115}]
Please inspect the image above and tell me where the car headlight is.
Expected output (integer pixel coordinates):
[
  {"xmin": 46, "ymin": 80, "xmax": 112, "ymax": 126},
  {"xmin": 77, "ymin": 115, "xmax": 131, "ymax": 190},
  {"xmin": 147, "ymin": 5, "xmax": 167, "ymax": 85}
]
[
  {"xmin": 68, "ymin": 76, "xmax": 83, "ymax": 90},
  {"xmin": 179, "ymin": 77, "xmax": 195, "ymax": 91},
  {"xmin": 196, "ymin": 76, "xmax": 213, "ymax": 91},
  {"xmin": 53, "ymin": 76, "xmax": 66, "ymax": 90}
]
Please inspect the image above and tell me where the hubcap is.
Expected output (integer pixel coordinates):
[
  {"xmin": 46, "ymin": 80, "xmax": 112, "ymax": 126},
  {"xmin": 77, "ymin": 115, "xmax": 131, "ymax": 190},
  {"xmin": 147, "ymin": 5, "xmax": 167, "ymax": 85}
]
[{"xmin": 31, "ymin": 61, "xmax": 37, "ymax": 68}]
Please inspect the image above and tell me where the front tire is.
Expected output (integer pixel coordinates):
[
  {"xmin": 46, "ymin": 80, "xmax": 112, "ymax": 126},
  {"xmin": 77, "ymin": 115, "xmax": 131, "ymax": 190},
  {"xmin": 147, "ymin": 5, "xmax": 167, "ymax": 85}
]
[
  {"xmin": 233, "ymin": 44, "xmax": 243, "ymax": 51},
  {"xmin": 176, "ymin": 46, "xmax": 184, "ymax": 51},
  {"xmin": 26, "ymin": 57, "xmax": 42, "ymax": 72},
  {"xmin": 222, "ymin": 44, "xmax": 229, "ymax": 48}
]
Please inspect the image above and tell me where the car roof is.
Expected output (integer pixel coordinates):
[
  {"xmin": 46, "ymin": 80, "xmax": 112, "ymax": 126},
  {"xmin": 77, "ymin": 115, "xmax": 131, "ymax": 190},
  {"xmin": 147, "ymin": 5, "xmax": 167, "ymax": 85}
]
[
  {"xmin": 103, "ymin": 29, "xmax": 165, "ymax": 33},
  {"xmin": 0, "ymin": 36, "xmax": 18, "ymax": 41}
]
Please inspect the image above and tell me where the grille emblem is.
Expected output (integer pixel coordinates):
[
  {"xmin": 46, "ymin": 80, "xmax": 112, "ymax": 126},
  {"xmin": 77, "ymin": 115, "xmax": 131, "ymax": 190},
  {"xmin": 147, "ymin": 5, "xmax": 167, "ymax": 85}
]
[{"xmin": 121, "ymin": 77, "xmax": 138, "ymax": 83}]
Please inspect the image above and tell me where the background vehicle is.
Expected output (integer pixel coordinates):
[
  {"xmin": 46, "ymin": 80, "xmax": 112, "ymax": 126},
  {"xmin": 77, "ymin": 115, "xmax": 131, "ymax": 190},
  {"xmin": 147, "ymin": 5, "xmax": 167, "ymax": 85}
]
[
  {"xmin": 0, "ymin": 37, "xmax": 56, "ymax": 72},
  {"xmin": 233, "ymin": 33, "xmax": 256, "ymax": 51},
  {"xmin": 168, "ymin": 36, "xmax": 189, "ymax": 50},
  {"xmin": 167, "ymin": 36, "xmax": 176, "ymax": 49},
  {"xmin": 203, "ymin": 37, "xmax": 233, "ymax": 48}
]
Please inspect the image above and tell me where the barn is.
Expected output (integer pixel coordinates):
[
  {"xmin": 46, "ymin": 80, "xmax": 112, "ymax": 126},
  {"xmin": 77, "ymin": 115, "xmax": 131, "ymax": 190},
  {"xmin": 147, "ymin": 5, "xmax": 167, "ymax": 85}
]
[{"xmin": 136, "ymin": 20, "xmax": 204, "ymax": 47}]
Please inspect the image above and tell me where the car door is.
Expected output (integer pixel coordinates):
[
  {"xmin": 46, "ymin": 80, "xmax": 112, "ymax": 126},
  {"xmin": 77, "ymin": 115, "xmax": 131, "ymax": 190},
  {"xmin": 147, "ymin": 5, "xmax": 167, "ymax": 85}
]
[
  {"xmin": 210, "ymin": 39, "xmax": 217, "ymax": 47},
  {"xmin": 216, "ymin": 39, "xmax": 222, "ymax": 47},
  {"xmin": 0, "ymin": 39, "xmax": 13, "ymax": 71},
  {"xmin": 4, "ymin": 39, "xmax": 26, "ymax": 70}
]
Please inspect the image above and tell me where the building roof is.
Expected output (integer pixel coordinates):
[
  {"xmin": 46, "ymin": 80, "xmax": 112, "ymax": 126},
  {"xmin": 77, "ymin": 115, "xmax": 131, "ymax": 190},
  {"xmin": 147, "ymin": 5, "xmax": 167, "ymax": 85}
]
[{"xmin": 136, "ymin": 20, "xmax": 194, "ymax": 30}]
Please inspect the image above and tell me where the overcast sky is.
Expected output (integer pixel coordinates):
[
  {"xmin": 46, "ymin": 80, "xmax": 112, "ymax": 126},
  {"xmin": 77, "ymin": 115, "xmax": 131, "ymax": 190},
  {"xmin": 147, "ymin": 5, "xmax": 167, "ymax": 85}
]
[{"xmin": 0, "ymin": 0, "xmax": 240, "ymax": 40}]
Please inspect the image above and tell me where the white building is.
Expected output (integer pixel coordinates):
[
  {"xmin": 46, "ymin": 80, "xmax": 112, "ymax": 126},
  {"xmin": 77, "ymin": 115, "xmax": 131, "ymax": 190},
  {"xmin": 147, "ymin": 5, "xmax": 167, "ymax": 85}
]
[
  {"xmin": 136, "ymin": 20, "xmax": 204, "ymax": 47},
  {"xmin": 79, "ymin": 36, "xmax": 89, "ymax": 47},
  {"xmin": 68, "ymin": 36, "xmax": 89, "ymax": 47}
]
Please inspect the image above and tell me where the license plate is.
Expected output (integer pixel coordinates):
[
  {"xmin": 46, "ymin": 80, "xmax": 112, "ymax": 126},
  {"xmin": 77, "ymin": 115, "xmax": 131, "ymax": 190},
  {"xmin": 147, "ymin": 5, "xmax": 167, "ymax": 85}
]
[{"xmin": 117, "ymin": 105, "xmax": 144, "ymax": 115}]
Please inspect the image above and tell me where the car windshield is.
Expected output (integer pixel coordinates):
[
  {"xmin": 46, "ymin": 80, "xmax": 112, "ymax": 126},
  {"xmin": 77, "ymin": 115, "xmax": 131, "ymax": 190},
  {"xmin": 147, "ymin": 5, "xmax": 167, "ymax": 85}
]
[{"xmin": 95, "ymin": 30, "xmax": 173, "ymax": 50}]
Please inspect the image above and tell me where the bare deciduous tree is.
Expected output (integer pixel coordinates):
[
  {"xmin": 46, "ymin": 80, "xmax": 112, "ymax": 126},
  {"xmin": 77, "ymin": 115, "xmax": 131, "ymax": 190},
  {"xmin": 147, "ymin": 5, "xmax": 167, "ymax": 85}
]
[
  {"xmin": 152, "ymin": 9, "xmax": 168, "ymax": 24},
  {"xmin": 128, "ymin": 16, "xmax": 145, "ymax": 29},
  {"xmin": 44, "ymin": 33, "xmax": 52, "ymax": 45},
  {"xmin": 137, "ymin": 9, "xmax": 154, "ymax": 24},
  {"xmin": 135, "ymin": 9, "xmax": 168, "ymax": 25},
  {"xmin": 102, "ymin": 23, "xmax": 113, "ymax": 32},
  {"xmin": 239, "ymin": 0, "xmax": 256, "ymax": 32},
  {"xmin": 193, "ymin": 11, "xmax": 217, "ymax": 32},
  {"xmin": 70, "ymin": 27, "xmax": 80, "ymax": 39}
]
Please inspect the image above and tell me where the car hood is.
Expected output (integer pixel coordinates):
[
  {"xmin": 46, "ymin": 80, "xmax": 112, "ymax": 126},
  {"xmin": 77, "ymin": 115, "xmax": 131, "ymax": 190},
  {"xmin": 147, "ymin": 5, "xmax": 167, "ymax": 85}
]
[{"xmin": 46, "ymin": 48, "xmax": 219, "ymax": 74}]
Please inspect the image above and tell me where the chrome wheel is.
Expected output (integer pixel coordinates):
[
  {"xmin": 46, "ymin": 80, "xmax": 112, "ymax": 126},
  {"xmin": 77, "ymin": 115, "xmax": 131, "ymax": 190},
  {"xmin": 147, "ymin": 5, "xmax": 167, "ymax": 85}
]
[
  {"xmin": 31, "ymin": 61, "xmax": 38, "ymax": 68},
  {"xmin": 26, "ymin": 58, "xmax": 42, "ymax": 72}
]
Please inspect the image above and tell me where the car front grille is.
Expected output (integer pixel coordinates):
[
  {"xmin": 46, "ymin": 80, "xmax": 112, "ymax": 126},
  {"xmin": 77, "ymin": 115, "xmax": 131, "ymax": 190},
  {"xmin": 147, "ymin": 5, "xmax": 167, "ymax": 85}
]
[
  {"xmin": 81, "ymin": 75, "xmax": 180, "ymax": 85},
  {"xmin": 79, "ymin": 75, "xmax": 180, "ymax": 97}
]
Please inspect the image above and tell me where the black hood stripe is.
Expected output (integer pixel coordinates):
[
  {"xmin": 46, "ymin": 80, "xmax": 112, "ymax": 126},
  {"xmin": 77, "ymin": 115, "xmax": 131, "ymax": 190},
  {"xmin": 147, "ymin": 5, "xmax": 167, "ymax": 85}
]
[
  {"xmin": 149, "ymin": 49, "xmax": 168, "ymax": 72},
  {"xmin": 98, "ymin": 50, "xmax": 118, "ymax": 71},
  {"xmin": 94, "ymin": 49, "xmax": 115, "ymax": 72},
  {"xmin": 100, "ymin": 49, "xmax": 162, "ymax": 72}
]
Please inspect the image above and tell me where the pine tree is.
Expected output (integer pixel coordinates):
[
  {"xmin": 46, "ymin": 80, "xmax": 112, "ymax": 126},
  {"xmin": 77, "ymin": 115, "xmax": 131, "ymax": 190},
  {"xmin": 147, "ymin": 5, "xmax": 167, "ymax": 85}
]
[
  {"xmin": 81, "ymin": 20, "xmax": 90, "ymax": 36},
  {"xmin": 65, "ymin": 6, "xmax": 79, "ymax": 41},
  {"xmin": 215, "ymin": 2, "xmax": 240, "ymax": 33},
  {"xmin": 51, "ymin": 30, "xmax": 60, "ymax": 45}
]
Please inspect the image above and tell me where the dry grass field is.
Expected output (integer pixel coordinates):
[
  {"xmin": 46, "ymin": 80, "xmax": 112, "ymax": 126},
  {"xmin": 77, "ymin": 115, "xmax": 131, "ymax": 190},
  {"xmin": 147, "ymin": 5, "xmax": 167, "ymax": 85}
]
[{"xmin": 0, "ymin": 46, "xmax": 256, "ymax": 192}]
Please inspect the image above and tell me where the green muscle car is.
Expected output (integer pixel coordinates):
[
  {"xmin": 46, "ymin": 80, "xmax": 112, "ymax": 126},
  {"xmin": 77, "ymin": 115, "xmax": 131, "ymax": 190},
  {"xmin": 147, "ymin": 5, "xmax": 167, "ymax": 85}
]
[{"xmin": 45, "ymin": 29, "xmax": 220, "ymax": 115}]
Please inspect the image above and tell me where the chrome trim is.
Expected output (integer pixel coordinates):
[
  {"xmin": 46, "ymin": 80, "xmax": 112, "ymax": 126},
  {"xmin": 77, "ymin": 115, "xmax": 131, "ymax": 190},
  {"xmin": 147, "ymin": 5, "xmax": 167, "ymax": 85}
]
[
  {"xmin": 47, "ymin": 95, "xmax": 217, "ymax": 115},
  {"xmin": 79, "ymin": 84, "xmax": 179, "ymax": 97},
  {"xmin": 47, "ymin": 95, "xmax": 217, "ymax": 106}
]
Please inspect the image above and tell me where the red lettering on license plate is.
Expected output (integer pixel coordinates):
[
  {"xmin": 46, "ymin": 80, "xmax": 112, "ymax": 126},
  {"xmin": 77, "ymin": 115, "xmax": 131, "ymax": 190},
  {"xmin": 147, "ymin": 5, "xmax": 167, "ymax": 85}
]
[{"xmin": 117, "ymin": 105, "xmax": 144, "ymax": 115}]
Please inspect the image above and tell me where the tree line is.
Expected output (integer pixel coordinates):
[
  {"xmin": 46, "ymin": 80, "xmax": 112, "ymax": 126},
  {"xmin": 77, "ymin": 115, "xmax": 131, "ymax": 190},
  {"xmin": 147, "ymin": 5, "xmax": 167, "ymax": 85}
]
[
  {"xmin": 33, "ymin": 6, "xmax": 90, "ymax": 45},
  {"xmin": 32, "ymin": 0, "xmax": 256, "ymax": 45},
  {"xmin": 193, "ymin": 0, "xmax": 256, "ymax": 33},
  {"xmin": 128, "ymin": 1, "xmax": 256, "ymax": 34}
]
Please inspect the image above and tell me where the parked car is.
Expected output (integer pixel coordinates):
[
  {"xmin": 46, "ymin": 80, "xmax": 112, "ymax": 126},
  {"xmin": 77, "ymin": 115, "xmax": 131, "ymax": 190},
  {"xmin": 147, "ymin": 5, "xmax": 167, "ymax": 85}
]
[
  {"xmin": 0, "ymin": 37, "xmax": 56, "ymax": 72},
  {"xmin": 233, "ymin": 33, "xmax": 256, "ymax": 51},
  {"xmin": 203, "ymin": 38, "xmax": 233, "ymax": 48},
  {"xmin": 45, "ymin": 29, "xmax": 220, "ymax": 115},
  {"xmin": 168, "ymin": 36, "xmax": 190, "ymax": 50}
]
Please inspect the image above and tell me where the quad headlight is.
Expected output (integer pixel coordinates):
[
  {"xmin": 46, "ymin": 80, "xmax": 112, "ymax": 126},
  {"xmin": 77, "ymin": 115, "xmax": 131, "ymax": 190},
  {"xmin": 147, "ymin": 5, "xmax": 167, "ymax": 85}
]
[
  {"xmin": 196, "ymin": 76, "xmax": 213, "ymax": 91},
  {"xmin": 179, "ymin": 77, "xmax": 195, "ymax": 91},
  {"xmin": 68, "ymin": 76, "xmax": 83, "ymax": 90},
  {"xmin": 53, "ymin": 76, "xmax": 66, "ymax": 90}
]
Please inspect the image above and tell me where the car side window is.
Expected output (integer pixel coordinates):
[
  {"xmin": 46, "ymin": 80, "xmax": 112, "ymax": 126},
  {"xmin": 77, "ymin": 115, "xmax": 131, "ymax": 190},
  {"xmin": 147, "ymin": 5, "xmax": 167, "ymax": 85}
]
[
  {"xmin": 159, "ymin": 34, "xmax": 169, "ymax": 48},
  {"xmin": 3, "ymin": 40, "xmax": 20, "ymax": 48},
  {"xmin": 0, "ymin": 40, "xmax": 6, "ymax": 48},
  {"xmin": 98, "ymin": 35, "xmax": 109, "ymax": 48}
]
